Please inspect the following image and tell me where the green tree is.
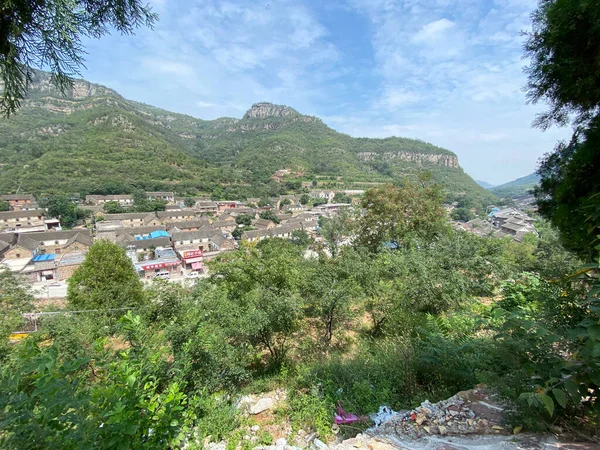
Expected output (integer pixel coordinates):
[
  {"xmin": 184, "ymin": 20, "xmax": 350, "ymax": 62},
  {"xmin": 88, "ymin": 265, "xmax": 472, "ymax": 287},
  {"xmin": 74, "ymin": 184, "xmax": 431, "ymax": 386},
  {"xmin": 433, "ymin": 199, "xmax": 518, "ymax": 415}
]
[
  {"xmin": 1, "ymin": 0, "xmax": 157, "ymax": 116},
  {"xmin": 41, "ymin": 195, "xmax": 89, "ymax": 228},
  {"xmin": 0, "ymin": 268, "xmax": 33, "ymax": 359},
  {"xmin": 451, "ymin": 207, "xmax": 475, "ymax": 222},
  {"xmin": 300, "ymin": 194, "xmax": 310, "ymax": 205},
  {"xmin": 0, "ymin": 201, "xmax": 8, "ymax": 211},
  {"xmin": 525, "ymin": 0, "xmax": 600, "ymax": 259},
  {"xmin": 102, "ymin": 201, "xmax": 125, "ymax": 214},
  {"xmin": 235, "ymin": 214, "xmax": 253, "ymax": 226},
  {"xmin": 279, "ymin": 198, "xmax": 291, "ymax": 209},
  {"xmin": 206, "ymin": 239, "xmax": 305, "ymax": 365},
  {"xmin": 183, "ymin": 197, "xmax": 195, "ymax": 208},
  {"xmin": 319, "ymin": 208, "xmax": 353, "ymax": 258},
  {"xmin": 0, "ymin": 313, "xmax": 195, "ymax": 449},
  {"xmin": 303, "ymin": 254, "xmax": 358, "ymax": 344},
  {"xmin": 259, "ymin": 210, "xmax": 280, "ymax": 224},
  {"xmin": 333, "ymin": 192, "xmax": 351, "ymax": 204},
  {"xmin": 524, "ymin": 0, "xmax": 600, "ymax": 129},
  {"xmin": 290, "ymin": 229, "xmax": 312, "ymax": 247},
  {"xmin": 68, "ymin": 240, "xmax": 144, "ymax": 310},
  {"xmin": 312, "ymin": 198, "xmax": 327, "ymax": 207},
  {"xmin": 356, "ymin": 181, "xmax": 448, "ymax": 252}
]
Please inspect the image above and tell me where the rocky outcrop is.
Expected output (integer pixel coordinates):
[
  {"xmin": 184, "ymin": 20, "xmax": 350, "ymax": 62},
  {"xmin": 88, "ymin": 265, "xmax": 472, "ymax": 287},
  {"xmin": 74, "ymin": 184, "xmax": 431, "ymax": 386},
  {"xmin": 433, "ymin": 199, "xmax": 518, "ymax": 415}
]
[
  {"xmin": 243, "ymin": 103, "xmax": 299, "ymax": 120},
  {"xmin": 358, "ymin": 151, "xmax": 459, "ymax": 168}
]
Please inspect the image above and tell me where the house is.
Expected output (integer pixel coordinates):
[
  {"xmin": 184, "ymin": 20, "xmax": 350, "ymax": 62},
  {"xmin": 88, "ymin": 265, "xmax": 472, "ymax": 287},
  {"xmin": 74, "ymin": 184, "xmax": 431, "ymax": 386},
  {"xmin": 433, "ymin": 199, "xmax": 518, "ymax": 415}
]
[
  {"xmin": 0, "ymin": 209, "xmax": 45, "ymax": 230},
  {"xmin": 56, "ymin": 252, "xmax": 87, "ymax": 281},
  {"xmin": 226, "ymin": 207, "xmax": 254, "ymax": 216},
  {"xmin": 195, "ymin": 201, "xmax": 218, "ymax": 214},
  {"xmin": 85, "ymin": 194, "xmax": 134, "ymax": 206},
  {"xmin": 0, "ymin": 239, "xmax": 10, "ymax": 259},
  {"xmin": 157, "ymin": 210, "xmax": 197, "ymax": 222},
  {"xmin": 22, "ymin": 255, "xmax": 58, "ymax": 282},
  {"xmin": 216, "ymin": 201, "xmax": 244, "ymax": 213},
  {"xmin": 314, "ymin": 203, "xmax": 352, "ymax": 214},
  {"xmin": 134, "ymin": 247, "xmax": 182, "ymax": 279},
  {"xmin": 217, "ymin": 213, "xmax": 236, "ymax": 222},
  {"xmin": 211, "ymin": 220, "xmax": 237, "ymax": 233},
  {"xmin": 2, "ymin": 234, "xmax": 39, "ymax": 260},
  {"xmin": 254, "ymin": 219, "xmax": 276, "ymax": 230},
  {"xmin": 119, "ymin": 236, "xmax": 172, "ymax": 253},
  {"xmin": 0, "ymin": 194, "xmax": 36, "ymax": 210},
  {"xmin": 165, "ymin": 219, "xmax": 210, "ymax": 232},
  {"xmin": 276, "ymin": 214, "xmax": 292, "ymax": 223},
  {"xmin": 22, "ymin": 230, "xmax": 93, "ymax": 255},
  {"xmin": 171, "ymin": 229, "xmax": 214, "ymax": 252},
  {"xmin": 310, "ymin": 190, "xmax": 335, "ymax": 203},
  {"xmin": 102, "ymin": 212, "xmax": 160, "ymax": 228},
  {"xmin": 210, "ymin": 234, "xmax": 235, "ymax": 252},
  {"xmin": 246, "ymin": 198, "xmax": 261, "ymax": 205},
  {"xmin": 146, "ymin": 191, "xmax": 175, "ymax": 203}
]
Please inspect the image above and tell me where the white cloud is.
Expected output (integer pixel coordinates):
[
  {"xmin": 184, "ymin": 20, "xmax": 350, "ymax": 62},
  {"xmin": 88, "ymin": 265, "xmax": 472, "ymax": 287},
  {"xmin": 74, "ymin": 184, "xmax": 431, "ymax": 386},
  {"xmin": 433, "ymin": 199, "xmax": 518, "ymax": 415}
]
[{"xmin": 413, "ymin": 18, "xmax": 456, "ymax": 43}]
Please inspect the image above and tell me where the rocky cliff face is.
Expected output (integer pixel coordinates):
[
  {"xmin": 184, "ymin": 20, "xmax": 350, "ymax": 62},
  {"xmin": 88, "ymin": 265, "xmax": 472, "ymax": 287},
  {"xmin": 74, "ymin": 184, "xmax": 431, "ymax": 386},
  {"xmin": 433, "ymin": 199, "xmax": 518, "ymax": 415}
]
[
  {"xmin": 358, "ymin": 151, "xmax": 459, "ymax": 168},
  {"xmin": 28, "ymin": 71, "xmax": 118, "ymax": 100},
  {"xmin": 243, "ymin": 102, "xmax": 299, "ymax": 120}
]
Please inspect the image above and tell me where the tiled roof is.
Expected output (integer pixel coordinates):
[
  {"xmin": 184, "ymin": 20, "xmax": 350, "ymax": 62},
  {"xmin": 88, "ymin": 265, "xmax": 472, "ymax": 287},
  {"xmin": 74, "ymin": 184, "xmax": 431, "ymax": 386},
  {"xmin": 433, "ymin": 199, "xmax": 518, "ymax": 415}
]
[{"xmin": 0, "ymin": 209, "xmax": 44, "ymax": 220}]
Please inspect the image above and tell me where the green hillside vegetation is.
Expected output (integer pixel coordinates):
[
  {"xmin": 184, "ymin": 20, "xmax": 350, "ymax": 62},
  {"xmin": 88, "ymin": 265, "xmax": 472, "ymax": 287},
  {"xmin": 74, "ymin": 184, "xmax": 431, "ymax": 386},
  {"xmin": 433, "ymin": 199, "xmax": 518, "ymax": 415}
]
[
  {"xmin": 0, "ymin": 72, "xmax": 496, "ymax": 207},
  {"xmin": 491, "ymin": 172, "xmax": 540, "ymax": 198},
  {"xmin": 1, "ymin": 184, "xmax": 597, "ymax": 446}
]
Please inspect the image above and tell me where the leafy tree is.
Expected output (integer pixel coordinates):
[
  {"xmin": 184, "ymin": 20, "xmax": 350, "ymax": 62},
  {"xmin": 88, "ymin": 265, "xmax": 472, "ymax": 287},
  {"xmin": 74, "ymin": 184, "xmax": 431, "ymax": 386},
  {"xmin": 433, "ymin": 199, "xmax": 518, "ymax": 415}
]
[
  {"xmin": 41, "ymin": 195, "xmax": 89, "ymax": 228},
  {"xmin": 312, "ymin": 198, "xmax": 327, "ymax": 207},
  {"xmin": 300, "ymin": 194, "xmax": 310, "ymax": 205},
  {"xmin": 0, "ymin": 0, "xmax": 157, "ymax": 116},
  {"xmin": 0, "ymin": 313, "xmax": 196, "ymax": 449},
  {"xmin": 311, "ymin": 180, "xmax": 318, "ymax": 187},
  {"xmin": 319, "ymin": 208, "xmax": 353, "ymax": 258},
  {"xmin": 0, "ymin": 201, "xmax": 8, "ymax": 212},
  {"xmin": 290, "ymin": 229, "xmax": 312, "ymax": 247},
  {"xmin": 206, "ymin": 239, "xmax": 305, "ymax": 365},
  {"xmin": 0, "ymin": 268, "xmax": 33, "ymax": 359},
  {"xmin": 184, "ymin": 196, "xmax": 195, "ymax": 208},
  {"xmin": 356, "ymin": 181, "xmax": 449, "ymax": 252},
  {"xmin": 102, "ymin": 201, "xmax": 125, "ymax": 214},
  {"xmin": 303, "ymin": 254, "xmax": 358, "ymax": 344},
  {"xmin": 235, "ymin": 214, "xmax": 253, "ymax": 226},
  {"xmin": 451, "ymin": 207, "xmax": 475, "ymax": 222},
  {"xmin": 333, "ymin": 192, "xmax": 351, "ymax": 204},
  {"xmin": 524, "ymin": 0, "xmax": 600, "ymax": 129},
  {"xmin": 525, "ymin": 0, "xmax": 600, "ymax": 259},
  {"xmin": 279, "ymin": 198, "xmax": 291, "ymax": 209},
  {"xmin": 68, "ymin": 240, "xmax": 144, "ymax": 310},
  {"xmin": 259, "ymin": 210, "xmax": 280, "ymax": 224},
  {"xmin": 257, "ymin": 199, "xmax": 269, "ymax": 207}
]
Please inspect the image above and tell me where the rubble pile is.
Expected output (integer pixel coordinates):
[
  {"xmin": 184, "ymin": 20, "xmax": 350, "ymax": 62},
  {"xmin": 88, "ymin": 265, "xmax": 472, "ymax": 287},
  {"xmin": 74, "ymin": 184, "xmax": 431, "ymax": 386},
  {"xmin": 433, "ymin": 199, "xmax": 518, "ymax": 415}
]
[{"xmin": 374, "ymin": 386, "xmax": 508, "ymax": 439}]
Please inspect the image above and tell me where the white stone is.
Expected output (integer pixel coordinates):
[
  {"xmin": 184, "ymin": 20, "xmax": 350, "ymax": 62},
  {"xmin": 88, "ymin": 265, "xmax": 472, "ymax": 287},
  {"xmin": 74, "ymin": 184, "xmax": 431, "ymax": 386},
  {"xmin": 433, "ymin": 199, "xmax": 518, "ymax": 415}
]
[
  {"xmin": 312, "ymin": 438, "xmax": 328, "ymax": 450},
  {"xmin": 276, "ymin": 438, "xmax": 287, "ymax": 447},
  {"xmin": 251, "ymin": 425, "xmax": 260, "ymax": 432},
  {"xmin": 250, "ymin": 398, "xmax": 275, "ymax": 415}
]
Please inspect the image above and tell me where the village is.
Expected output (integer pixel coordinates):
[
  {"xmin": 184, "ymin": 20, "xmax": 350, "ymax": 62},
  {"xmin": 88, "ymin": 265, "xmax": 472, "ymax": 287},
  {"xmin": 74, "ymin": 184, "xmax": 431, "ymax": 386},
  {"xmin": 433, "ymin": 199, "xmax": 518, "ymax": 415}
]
[
  {"xmin": 0, "ymin": 190, "xmax": 357, "ymax": 293},
  {"xmin": 0, "ymin": 190, "xmax": 539, "ymax": 298}
]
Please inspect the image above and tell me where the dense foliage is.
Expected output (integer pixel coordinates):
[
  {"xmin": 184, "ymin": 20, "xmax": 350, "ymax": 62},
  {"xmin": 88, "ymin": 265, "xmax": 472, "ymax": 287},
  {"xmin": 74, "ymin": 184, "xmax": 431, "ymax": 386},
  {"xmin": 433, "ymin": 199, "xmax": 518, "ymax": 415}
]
[{"xmin": 0, "ymin": 182, "xmax": 597, "ymax": 443}]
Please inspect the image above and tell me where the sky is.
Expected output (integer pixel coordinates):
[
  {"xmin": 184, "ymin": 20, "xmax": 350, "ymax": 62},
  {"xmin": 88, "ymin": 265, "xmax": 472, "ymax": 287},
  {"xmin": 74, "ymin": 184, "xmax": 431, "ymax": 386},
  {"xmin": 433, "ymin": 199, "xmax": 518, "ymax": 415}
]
[{"xmin": 80, "ymin": 0, "xmax": 571, "ymax": 185}]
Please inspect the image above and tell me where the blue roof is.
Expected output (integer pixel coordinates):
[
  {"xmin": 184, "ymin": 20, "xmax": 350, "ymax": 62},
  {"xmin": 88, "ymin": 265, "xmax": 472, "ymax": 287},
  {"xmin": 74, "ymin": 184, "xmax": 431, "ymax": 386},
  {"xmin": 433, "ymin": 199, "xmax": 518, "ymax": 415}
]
[
  {"xmin": 33, "ymin": 254, "xmax": 56, "ymax": 262},
  {"xmin": 149, "ymin": 230, "xmax": 170, "ymax": 239}
]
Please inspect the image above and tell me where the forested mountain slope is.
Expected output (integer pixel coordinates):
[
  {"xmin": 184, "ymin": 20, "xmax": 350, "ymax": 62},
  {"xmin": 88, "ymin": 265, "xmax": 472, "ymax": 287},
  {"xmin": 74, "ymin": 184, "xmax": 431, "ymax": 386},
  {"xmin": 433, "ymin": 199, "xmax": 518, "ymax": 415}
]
[
  {"xmin": 491, "ymin": 172, "xmax": 540, "ymax": 198},
  {"xmin": 0, "ymin": 71, "xmax": 495, "ymax": 205}
]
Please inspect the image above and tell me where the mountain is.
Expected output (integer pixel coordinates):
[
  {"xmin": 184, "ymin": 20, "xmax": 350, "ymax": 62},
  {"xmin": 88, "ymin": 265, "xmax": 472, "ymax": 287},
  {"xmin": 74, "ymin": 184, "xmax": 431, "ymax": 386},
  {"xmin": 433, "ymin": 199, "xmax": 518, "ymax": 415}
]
[
  {"xmin": 490, "ymin": 172, "xmax": 540, "ymax": 198},
  {"xmin": 0, "ymin": 71, "xmax": 496, "ymax": 205},
  {"xmin": 476, "ymin": 180, "xmax": 495, "ymax": 189}
]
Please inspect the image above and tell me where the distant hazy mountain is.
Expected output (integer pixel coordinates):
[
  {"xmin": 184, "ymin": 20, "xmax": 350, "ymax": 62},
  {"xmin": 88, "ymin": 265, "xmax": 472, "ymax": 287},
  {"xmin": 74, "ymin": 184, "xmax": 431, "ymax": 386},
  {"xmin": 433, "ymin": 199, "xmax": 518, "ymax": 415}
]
[
  {"xmin": 0, "ymin": 71, "xmax": 495, "ymax": 206},
  {"xmin": 476, "ymin": 180, "xmax": 495, "ymax": 189},
  {"xmin": 491, "ymin": 172, "xmax": 540, "ymax": 198}
]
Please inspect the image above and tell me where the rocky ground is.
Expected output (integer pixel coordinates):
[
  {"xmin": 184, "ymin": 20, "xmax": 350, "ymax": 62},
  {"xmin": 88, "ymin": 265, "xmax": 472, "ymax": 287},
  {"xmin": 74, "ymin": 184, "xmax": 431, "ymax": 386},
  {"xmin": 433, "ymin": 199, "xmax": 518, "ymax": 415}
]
[{"xmin": 198, "ymin": 387, "xmax": 599, "ymax": 450}]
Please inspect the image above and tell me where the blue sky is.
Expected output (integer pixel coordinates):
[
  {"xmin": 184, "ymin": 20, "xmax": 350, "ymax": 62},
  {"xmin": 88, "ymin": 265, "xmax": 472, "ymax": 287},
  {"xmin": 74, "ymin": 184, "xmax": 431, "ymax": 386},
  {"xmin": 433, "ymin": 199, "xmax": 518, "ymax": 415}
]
[{"xmin": 80, "ymin": 0, "xmax": 570, "ymax": 185}]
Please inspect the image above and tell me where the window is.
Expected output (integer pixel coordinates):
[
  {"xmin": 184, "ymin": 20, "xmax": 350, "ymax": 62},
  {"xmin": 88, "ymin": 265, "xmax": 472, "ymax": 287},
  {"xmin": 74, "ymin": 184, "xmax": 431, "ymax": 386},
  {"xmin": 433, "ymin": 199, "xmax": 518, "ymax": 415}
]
[
  {"xmin": 15, "ymin": 253, "xmax": 20, "ymax": 258},
  {"xmin": 56, "ymin": 248, "xmax": 62, "ymax": 254},
  {"xmin": 54, "ymin": 241, "xmax": 59, "ymax": 245}
]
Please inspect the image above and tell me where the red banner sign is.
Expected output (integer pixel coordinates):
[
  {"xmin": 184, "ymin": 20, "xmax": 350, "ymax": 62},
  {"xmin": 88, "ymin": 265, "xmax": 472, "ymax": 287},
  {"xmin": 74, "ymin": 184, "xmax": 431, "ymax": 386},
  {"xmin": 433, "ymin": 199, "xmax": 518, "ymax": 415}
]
[
  {"xmin": 140, "ymin": 260, "xmax": 180, "ymax": 270},
  {"xmin": 183, "ymin": 250, "xmax": 203, "ymax": 258}
]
